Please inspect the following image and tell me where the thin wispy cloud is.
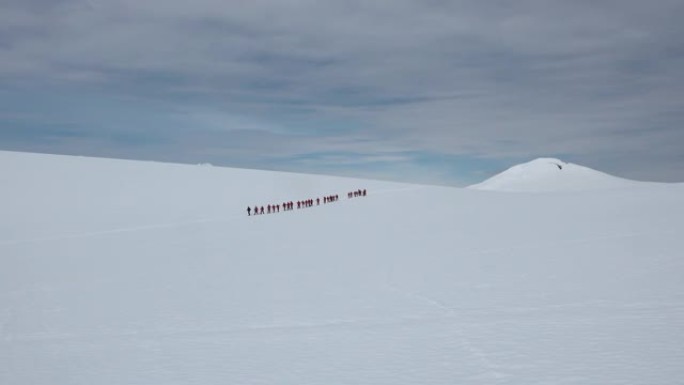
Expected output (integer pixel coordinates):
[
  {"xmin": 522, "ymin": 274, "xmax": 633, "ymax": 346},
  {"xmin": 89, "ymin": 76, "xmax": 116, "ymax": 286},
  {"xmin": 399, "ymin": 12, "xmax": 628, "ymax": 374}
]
[{"xmin": 1, "ymin": 0, "xmax": 683, "ymax": 184}]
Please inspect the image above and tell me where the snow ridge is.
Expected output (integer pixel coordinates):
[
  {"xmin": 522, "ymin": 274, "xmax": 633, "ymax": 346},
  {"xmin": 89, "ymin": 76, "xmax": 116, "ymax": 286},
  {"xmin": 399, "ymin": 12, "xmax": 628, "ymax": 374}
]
[{"xmin": 469, "ymin": 157, "xmax": 641, "ymax": 192}]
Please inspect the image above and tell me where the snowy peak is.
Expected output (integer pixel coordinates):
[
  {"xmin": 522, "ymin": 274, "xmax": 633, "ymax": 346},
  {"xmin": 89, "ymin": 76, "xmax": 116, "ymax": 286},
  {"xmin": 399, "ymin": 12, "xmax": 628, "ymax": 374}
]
[{"xmin": 469, "ymin": 158, "xmax": 639, "ymax": 192}]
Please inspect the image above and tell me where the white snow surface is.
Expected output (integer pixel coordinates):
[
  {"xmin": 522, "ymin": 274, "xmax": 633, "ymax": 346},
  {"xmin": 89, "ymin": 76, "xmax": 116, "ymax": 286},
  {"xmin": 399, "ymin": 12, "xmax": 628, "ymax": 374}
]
[
  {"xmin": 468, "ymin": 157, "xmax": 649, "ymax": 192},
  {"xmin": 2, "ymin": 151, "xmax": 684, "ymax": 384}
]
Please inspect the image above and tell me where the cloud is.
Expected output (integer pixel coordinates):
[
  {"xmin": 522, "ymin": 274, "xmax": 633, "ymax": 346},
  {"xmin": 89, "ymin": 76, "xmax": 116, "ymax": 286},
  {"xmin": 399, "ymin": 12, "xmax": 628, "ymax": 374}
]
[{"xmin": 1, "ymin": 0, "xmax": 683, "ymax": 184}]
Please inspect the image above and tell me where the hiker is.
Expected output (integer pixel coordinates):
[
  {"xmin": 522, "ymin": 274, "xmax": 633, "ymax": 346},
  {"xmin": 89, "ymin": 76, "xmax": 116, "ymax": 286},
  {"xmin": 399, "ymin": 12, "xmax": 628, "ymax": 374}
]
[
  {"xmin": 260, "ymin": 206, "xmax": 264, "ymax": 215},
  {"xmin": 247, "ymin": 206, "xmax": 251, "ymax": 216}
]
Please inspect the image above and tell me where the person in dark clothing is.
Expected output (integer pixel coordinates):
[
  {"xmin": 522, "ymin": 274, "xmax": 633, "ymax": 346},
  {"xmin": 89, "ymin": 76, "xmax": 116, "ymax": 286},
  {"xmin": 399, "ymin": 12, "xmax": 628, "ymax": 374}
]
[
  {"xmin": 260, "ymin": 206, "xmax": 264, "ymax": 215},
  {"xmin": 247, "ymin": 206, "xmax": 251, "ymax": 216}
]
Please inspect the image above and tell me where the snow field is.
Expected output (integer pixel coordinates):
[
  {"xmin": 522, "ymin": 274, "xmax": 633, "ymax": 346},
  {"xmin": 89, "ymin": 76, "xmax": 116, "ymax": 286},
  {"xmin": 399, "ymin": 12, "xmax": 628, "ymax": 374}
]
[{"xmin": 2, "ymin": 151, "xmax": 684, "ymax": 384}]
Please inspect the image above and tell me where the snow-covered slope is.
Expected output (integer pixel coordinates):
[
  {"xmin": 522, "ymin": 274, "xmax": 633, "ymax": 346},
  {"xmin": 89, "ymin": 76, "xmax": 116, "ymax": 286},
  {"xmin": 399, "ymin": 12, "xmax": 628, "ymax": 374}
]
[
  {"xmin": 469, "ymin": 157, "xmax": 645, "ymax": 192},
  {"xmin": 2, "ymin": 151, "xmax": 684, "ymax": 385}
]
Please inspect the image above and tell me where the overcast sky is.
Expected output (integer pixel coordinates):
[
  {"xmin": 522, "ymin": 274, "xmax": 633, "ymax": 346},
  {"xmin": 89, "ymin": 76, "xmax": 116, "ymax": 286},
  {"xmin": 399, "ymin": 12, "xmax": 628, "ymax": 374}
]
[{"xmin": 1, "ymin": 0, "xmax": 683, "ymax": 185}]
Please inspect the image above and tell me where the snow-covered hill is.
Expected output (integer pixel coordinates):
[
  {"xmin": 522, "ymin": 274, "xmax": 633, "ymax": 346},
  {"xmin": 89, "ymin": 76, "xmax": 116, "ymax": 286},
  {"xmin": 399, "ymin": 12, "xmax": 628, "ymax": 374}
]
[
  {"xmin": 469, "ymin": 157, "xmax": 647, "ymax": 192},
  {"xmin": 2, "ymin": 151, "xmax": 684, "ymax": 384}
]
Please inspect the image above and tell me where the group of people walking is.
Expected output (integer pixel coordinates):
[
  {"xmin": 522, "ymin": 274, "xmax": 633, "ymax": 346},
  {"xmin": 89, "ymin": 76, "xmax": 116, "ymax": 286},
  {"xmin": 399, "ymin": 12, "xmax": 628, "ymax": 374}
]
[
  {"xmin": 348, "ymin": 189, "xmax": 367, "ymax": 199},
  {"xmin": 247, "ymin": 189, "xmax": 367, "ymax": 216}
]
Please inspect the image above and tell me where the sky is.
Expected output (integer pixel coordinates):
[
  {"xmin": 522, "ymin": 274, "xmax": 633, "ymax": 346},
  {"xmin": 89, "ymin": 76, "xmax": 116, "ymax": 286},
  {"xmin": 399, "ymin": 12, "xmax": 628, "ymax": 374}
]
[{"xmin": 1, "ymin": 0, "xmax": 683, "ymax": 186}]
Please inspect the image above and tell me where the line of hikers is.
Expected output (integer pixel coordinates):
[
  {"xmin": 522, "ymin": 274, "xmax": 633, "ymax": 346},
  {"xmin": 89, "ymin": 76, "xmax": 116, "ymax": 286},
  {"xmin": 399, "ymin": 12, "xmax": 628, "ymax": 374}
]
[
  {"xmin": 247, "ymin": 193, "xmax": 347, "ymax": 216},
  {"xmin": 348, "ymin": 189, "xmax": 367, "ymax": 199},
  {"xmin": 247, "ymin": 202, "xmax": 290, "ymax": 216}
]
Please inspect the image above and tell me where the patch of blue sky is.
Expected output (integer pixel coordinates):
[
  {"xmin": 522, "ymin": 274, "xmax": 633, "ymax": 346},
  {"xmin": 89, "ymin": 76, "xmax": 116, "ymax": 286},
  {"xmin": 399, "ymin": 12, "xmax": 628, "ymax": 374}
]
[{"xmin": 280, "ymin": 151, "xmax": 505, "ymax": 186}]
